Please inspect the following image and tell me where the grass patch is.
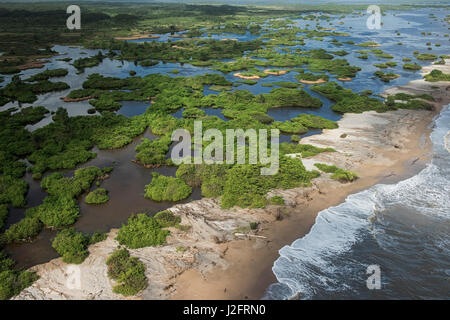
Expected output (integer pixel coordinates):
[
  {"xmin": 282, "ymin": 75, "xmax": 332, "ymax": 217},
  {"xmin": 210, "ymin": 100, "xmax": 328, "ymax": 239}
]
[{"xmin": 314, "ymin": 163, "xmax": 358, "ymax": 182}]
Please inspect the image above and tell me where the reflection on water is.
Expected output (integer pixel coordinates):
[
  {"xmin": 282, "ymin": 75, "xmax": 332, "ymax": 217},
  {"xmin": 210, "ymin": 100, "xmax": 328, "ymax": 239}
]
[{"xmin": 117, "ymin": 100, "xmax": 151, "ymax": 117}]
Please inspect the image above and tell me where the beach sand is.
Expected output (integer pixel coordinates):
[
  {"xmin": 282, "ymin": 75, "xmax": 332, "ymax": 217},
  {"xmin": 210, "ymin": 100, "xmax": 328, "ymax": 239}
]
[{"xmin": 14, "ymin": 60, "xmax": 450, "ymax": 300}]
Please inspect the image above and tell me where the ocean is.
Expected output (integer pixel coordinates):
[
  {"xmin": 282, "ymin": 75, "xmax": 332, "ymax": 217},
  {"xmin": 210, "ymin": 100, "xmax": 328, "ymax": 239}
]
[{"xmin": 265, "ymin": 105, "xmax": 450, "ymax": 299}]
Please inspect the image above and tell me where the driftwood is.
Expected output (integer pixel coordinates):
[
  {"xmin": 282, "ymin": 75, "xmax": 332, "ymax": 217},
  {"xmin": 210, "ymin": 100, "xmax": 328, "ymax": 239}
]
[{"xmin": 234, "ymin": 233, "xmax": 267, "ymax": 239}]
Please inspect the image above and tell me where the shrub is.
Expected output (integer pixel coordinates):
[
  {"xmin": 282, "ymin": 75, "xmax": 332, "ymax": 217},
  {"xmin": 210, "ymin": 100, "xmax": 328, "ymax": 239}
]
[
  {"xmin": 144, "ymin": 173, "xmax": 192, "ymax": 202},
  {"xmin": 270, "ymin": 195, "xmax": 285, "ymax": 205},
  {"xmin": 403, "ymin": 63, "xmax": 421, "ymax": 71},
  {"xmin": 116, "ymin": 213, "xmax": 170, "ymax": 248},
  {"xmin": 424, "ymin": 69, "xmax": 450, "ymax": 82},
  {"xmin": 314, "ymin": 163, "xmax": 358, "ymax": 182},
  {"xmin": 85, "ymin": 188, "xmax": 109, "ymax": 204},
  {"xmin": 135, "ymin": 136, "xmax": 171, "ymax": 166},
  {"xmin": 153, "ymin": 210, "xmax": 181, "ymax": 228},
  {"xmin": 249, "ymin": 222, "xmax": 259, "ymax": 230},
  {"xmin": 0, "ymin": 175, "xmax": 28, "ymax": 207},
  {"xmin": 89, "ymin": 232, "xmax": 107, "ymax": 245},
  {"xmin": 26, "ymin": 69, "xmax": 68, "ymax": 82},
  {"xmin": 106, "ymin": 248, "xmax": 147, "ymax": 296},
  {"xmin": 0, "ymin": 269, "xmax": 38, "ymax": 300},
  {"xmin": 279, "ymin": 142, "xmax": 335, "ymax": 157},
  {"xmin": 34, "ymin": 196, "xmax": 79, "ymax": 228},
  {"xmin": 331, "ymin": 169, "xmax": 359, "ymax": 182},
  {"xmin": 176, "ymin": 246, "xmax": 186, "ymax": 253},
  {"xmin": 4, "ymin": 217, "xmax": 42, "ymax": 243},
  {"xmin": 292, "ymin": 114, "xmax": 338, "ymax": 130},
  {"xmin": 374, "ymin": 71, "xmax": 399, "ymax": 82},
  {"xmin": 52, "ymin": 228, "xmax": 90, "ymax": 264}
]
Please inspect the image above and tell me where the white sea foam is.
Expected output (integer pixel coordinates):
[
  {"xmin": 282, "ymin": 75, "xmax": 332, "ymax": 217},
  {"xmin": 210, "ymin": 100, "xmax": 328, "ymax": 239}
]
[{"xmin": 265, "ymin": 105, "xmax": 450, "ymax": 300}]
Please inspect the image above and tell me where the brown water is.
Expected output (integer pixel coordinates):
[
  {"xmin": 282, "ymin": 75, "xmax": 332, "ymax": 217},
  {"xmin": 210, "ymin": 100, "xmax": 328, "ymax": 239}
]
[{"xmin": 5, "ymin": 128, "xmax": 202, "ymax": 269}]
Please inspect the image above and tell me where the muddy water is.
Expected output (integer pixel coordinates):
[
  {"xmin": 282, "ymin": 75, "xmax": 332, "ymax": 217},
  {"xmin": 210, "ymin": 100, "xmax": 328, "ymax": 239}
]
[{"xmin": 6, "ymin": 128, "xmax": 201, "ymax": 269}]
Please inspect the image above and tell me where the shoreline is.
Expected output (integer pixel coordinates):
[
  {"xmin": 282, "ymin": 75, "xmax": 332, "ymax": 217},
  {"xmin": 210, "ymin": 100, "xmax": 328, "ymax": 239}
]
[
  {"xmin": 14, "ymin": 61, "xmax": 450, "ymax": 300},
  {"xmin": 171, "ymin": 60, "xmax": 450, "ymax": 300},
  {"xmin": 171, "ymin": 110, "xmax": 441, "ymax": 300}
]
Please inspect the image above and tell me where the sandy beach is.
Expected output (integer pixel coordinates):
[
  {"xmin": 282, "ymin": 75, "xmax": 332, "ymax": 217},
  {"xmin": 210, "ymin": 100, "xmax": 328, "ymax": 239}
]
[{"xmin": 14, "ymin": 60, "xmax": 450, "ymax": 300}]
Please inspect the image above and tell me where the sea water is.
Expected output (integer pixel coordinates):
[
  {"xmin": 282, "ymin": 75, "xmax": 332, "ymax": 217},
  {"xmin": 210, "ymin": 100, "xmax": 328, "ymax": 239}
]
[{"xmin": 265, "ymin": 105, "xmax": 450, "ymax": 299}]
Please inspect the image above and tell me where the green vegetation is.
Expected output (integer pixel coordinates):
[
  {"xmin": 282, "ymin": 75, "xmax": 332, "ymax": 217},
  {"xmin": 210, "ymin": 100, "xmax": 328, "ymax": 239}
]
[
  {"xmin": 176, "ymin": 246, "xmax": 187, "ymax": 253},
  {"xmin": 310, "ymin": 82, "xmax": 387, "ymax": 113},
  {"xmin": 0, "ymin": 75, "xmax": 69, "ymax": 105},
  {"xmin": 135, "ymin": 136, "xmax": 171, "ymax": 166},
  {"xmin": 403, "ymin": 63, "xmax": 422, "ymax": 70},
  {"xmin": 414, "ymin": 53, "xmax": 437, "ymax": 61},
  {"xmin": 0, "ymin": 252, "xmax": 38, "ymax": 300},
  {"xmin": 116, "ymin": 213, "xmax": 171, "ymax": 248},
  {"xmin": 52, "ymin": 228, "xmax": 90, "ymax": 264},
  {"xmin": 0, "ymin": 175, "xmax": 28, "ymax": 207},
  {"xmin": 106, "ymin": 248, "xmax": 147, "ymax": 296},
  {"xmin": 154, "ymin": 210, "xmax": 181, "ymax": 228},
  {"xmin": 144, "ymin": 173, "xmax": 192, "ymax": 202},
  {"xmin": 265, "ymin": 88, "xmax": 322, "ymax": 108},
  {"xmin": 311, "ymin": 82, "xmax": 432, "ymax": 113},
  {"xmin": 357, "ymin": 41, "xmax": 380, "ymax": 47},
  {"xmin": 89, "ymin": 232, "xmax": 107, "ymax": 245},
  {"xmin": 0, "ymin": 2, "xmax": 447, "ymax": 280},
  {"xmin": 295, "ymin": 73, "xmax": 329, "ymax": 82},
  {"xmin": 270, "ymin": 195, "xmax": 285, "ymax": 205},
  {"xmin": 26, "ymin": 68, "xmax": 68, "ymax": 82},
  {"xmin": 85, "ymin": 188, "xmax": 109, "ymax": 204},
  {"xmin": 291, "ymin": 114, "xmax": 338, "ymax": 130},
  {"xmin": 273, "ymin": 113, "xmax": 337, "ymax": 135},
  {"xmin": 73, "ymin": 51, "xmax": 105, "ymax": 71},
  {"xmin": 424, "ymin": 69, "xmax": 450, "ymax": 82},
  {"xmin": 314, "ymin": 163, "xmax": 358, "ymax": 182},
  {"xmin": 4, "ymin": 217, "xmax": 42, "ymax": 243},
  {"xmin": 374, "ymin": 71, "xmax": 400, "ymax": 82},
  {"xmin": 25, "ymin": 166, "xmax": 106, "ymax": 227},
  {"xmin": 279, "ymin": 143, "xmax": 335, "ymax": 158},
  {"xmin": 181, "ymin": 155, "xmax": 321, "ymax": 209}
]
